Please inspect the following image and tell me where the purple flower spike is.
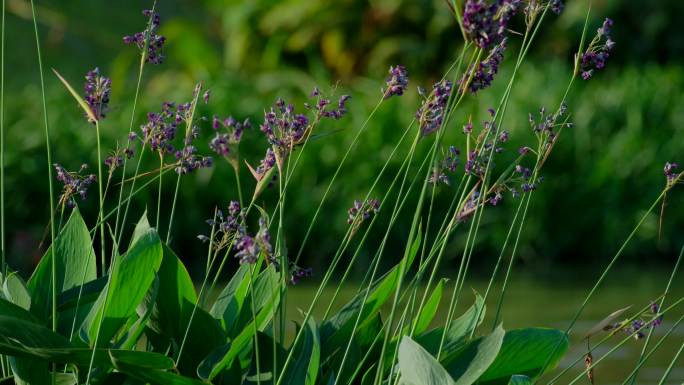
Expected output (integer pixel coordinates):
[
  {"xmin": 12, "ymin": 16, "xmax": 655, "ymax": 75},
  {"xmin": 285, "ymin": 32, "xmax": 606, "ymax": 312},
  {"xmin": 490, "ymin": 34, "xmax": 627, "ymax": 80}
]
[
  {"xmin": 124, "ymin": 9, "xmax": 166, "ymax": 64},
  {"xmin": 54, "ymin": 163, "xmax": 96, "ymax": 209},
  {"xmin": 579, "ymin": 18, "xmax": 615, "ymax": 80},
  {"xmin": 464, "ymin": 39, "xmax": 506, "ymax": 94},
  {"xmin": 462, "ymin": 0, "xmax": 520, "ymax": 49},
  {"xmin": 416, "ymin": 80, "xmax": 453, "ymax": 136},
  {"xmin": 383, "ymin": 65, "xmax": 409, "ymax": 99},
  {"xmin": 84, "ymin": 68, "xmax": 111, "ymax": 123}
]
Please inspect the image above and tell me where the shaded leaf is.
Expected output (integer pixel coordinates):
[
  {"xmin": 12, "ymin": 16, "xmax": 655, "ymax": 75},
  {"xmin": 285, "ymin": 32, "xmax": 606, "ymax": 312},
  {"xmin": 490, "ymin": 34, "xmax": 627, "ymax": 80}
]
[
  {"xmin": 479, "ymin": 328, "xmax": 569, "ymax": 384},
  {"xmin": 398, "ymin": 336, "xmax": 455, "ymax": 385},
  {"xmin": 448, "ymin": 325, "xmax": 505, "ymax": 385},
  {"xmin": 28, "ymin": 208, "xmax": 97, "ymax": 321}
]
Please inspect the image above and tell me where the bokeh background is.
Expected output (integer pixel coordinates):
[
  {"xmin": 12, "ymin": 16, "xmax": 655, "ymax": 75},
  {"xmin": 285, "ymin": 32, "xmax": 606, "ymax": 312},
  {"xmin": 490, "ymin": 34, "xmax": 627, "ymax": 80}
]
[{"xmin": 3, "ymin": 0, "xmax": 682, "ymax": 276}]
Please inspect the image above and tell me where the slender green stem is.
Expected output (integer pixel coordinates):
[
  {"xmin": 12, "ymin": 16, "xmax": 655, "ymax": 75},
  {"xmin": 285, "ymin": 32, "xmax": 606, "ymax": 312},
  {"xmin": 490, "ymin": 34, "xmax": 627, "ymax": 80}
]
[
  {"xmin": 658, "ymin": 340, "xmax": 684, "ymax": 385},
  {"xmin": 291, "ymin": 97, "xmax": 384, "ymax": 266},
  {"xmin": 29, "ymin": 2, "xmax": 57, "ymax": 383},
  {"xmin": 112, "ymin": 61, "xmax": 145, "ymax": 249},
  {"xmin": 166, "ymin": 84, "xmax": 200, "ymax": 244},
  {"xmin": 156, "ymin": 155, "xmax": 163, "ymax": 230},
  {"xmin": 539, "ymin": 189, "xmax": 669, "ymax": 379},
  {"xmin": 177, "ymin": 209, "xmax": 218, "ymax": 364},
  {"xmin": 248, "ymin": 265, "xmax": 262, "ymax": 385},
  {"xmin": 548, "ymin": 299, "xmax": 674, "ymax": 384},
  {"xmin": 626, "ymin": 244, "xmax": 683, "ymax": 384},
  {"xmin": 0, "ymin": 0, "xmax": 5, "ymax": 278},
  {"xmin": 95, "ymin": 122, "xmax": 106, "ymax": 275},
  {"xmin": 112, "ymin": 1, "xmax": 155, "ymax": 250},
  {"xmin": 166, "ymin": 172, "xmax": 181, "ymax": 244},
  {"xmin": 234, "ymin": 167, "xmax": 243, "ymax": 207},
  {"xmin": 565, "ymin": 301, "xmax": 684, "ymax": 385},
  {"xmin": 114, "ymin": 148, "xmax": 146, "ymax": 250}
]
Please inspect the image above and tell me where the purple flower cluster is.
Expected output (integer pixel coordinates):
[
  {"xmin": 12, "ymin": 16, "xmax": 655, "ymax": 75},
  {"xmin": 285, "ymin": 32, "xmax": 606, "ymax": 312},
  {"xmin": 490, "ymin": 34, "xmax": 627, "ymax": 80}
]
[
  {"xmin": 260, "ymin": 99, "xmax": 309, "ymax": 158},
  {"xmin": 251, "ymin": 147, "xmax": 277, "ymax": 182},
  {"xmin": 347, "ymin": 198, "xmax": 380, "ymax": 225},
  {"xmin": 54, "ymin": 163, "xmax": 96, "ymax": 209},
  {"xmin": 416, "ymin": 80, "xmax": 453, "ymax": 136},
  {"xmin": 174, "ymin": 144, "xmax": 212, "ymax": 174},
  {"xmin": 429, "ymin": 146, "xmax": 460, "ymax": 185},
  {"xmin": 123, "ymin": 9, "xmax": 166, "ymax": 64},
  {"xmin": 462, "ymin": 0, "xmax": 520, "ymax": 49},
  {"xmin": 235, "ymin": 216, "xmax": 274, "ymax": 266},
  {"xmin": 382, "ymin": 65, "xmax": 409, "ymax": 99},
  {"xmin": 664, "ymin": 162, "xmax": 679, "ymax": 183},
  {"xmin": 141, "ymin": 102, "xmax": 181, "ymax": 155},
  {"xmin": 604, "ymin": 301, "xmax": 663, "ymax": 340},
  {"xmin": 210, "ymin": 116, "xmax": 250, "ymax": 158},
  {"xmin": 306, "ymin": 88, "xmax": 352, "ymax": 120},
  {"xmin": 198, "ymin": 201, "xmax": 244, "ymax": 252},
  {"xmin": 464, "ymin": 39, "xmax": 506, "ymax": 94},
  {"xmin": 580, "ymin": 18, "xmax": 615, "ymax": 80},
  {"xmin": 84, "ymin": 68, "xmax": 111, "ymax": 123},
  {"xmin": 290, "ymin": 265, "xmax": 313, "ymax": 285},
  {"xmin": 550, "ymin": 0, "xmax": 564, "ymax": 14},
  {"xmin": 104, "ymin": 135, "xmax": 136, "ymax": 175}
]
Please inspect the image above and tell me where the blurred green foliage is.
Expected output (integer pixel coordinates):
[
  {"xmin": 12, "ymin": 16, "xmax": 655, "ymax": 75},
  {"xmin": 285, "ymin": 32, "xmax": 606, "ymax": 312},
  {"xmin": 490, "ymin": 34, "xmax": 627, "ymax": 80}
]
[{"xmin": 2, "ymin": 0, "xmax": 683, "ymax": 278}]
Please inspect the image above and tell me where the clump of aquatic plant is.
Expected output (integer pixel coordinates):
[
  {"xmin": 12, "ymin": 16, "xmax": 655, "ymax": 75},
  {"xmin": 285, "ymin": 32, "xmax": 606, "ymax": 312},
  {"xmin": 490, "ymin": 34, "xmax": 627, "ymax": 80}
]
[{"xmin": 0, "ymin": 2, "xmax": 682, "ymax": 385}]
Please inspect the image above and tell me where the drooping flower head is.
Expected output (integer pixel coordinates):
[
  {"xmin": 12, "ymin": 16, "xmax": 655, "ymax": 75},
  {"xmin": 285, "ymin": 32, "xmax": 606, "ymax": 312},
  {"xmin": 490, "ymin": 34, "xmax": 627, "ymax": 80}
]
[
  {"xmin": 462, "ymin": 0, "xmax": 520, "ymax": 50},
  {"xmin": 383, "ymin": 65, "xmax": 409, "ymax": 99},
  {"xmin": 84, "ymin": 68, "xmax": 111, "ymax": 123},
  {"xmin": 579, "ymin": 18, "xmax": 615, "ymax": 80},
  {"xmin": 54, "ymin": 163, "xmax": 96, "ymax": 209},
  {"xmin": 123, "ymin": 9, "xmax": 166, "ymax": 64},
  {"xmin": 416, "ymin": 80, "xmax": 453, "ymax": 136}
]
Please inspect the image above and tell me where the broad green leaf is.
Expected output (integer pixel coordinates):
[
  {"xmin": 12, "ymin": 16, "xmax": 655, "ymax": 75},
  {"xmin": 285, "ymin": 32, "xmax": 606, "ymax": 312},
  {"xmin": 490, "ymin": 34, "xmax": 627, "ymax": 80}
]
[
  {"xmin": 118, "ymin": 276, "xmax": 160, "ymax": 349},
  {"xmin": 28, "ymin": 208, "xmax": 97, "ymax": 321},
  {"xmin": 398, "ymin": 336, "xmax": 455, "ymax": 385},
  {"xmin": 0, "ymin": 297, "xmax": 39, "ymax": 323},
  {"xmin": 197, "ymin": 342, "xmax": 233, "ymax": 381},
  {"xmin": 508, "ymin": 375, "xmax": 532, "ymax": 385},
  {"xmin": 81, "ymin": 228, "xmax": 163, "ymax": 347},
  {"xmin": 232, "ymin": 265, "xmax": 280, "ymax": 333},
  {"xmin": 478, "ymin": 328, "xmax": 569, "ymax": 384},
  {"xmin": 281, "ymin": 317, "xmax": 320, "ymax": 385},
  {"xmin": 414, "ymin": 279, "xmax": 446, "ymax": 335},
  {"xmin": 110, "ymin": 351, "xmax": 205, "ymax": 385},
  {"xmin": 197, "ymin": 266, "xmax": 280, "ymax": 381},
  {"xmin": 175, "ymin": 306, "xmax": 226, "ymax": 377},
  {"xmin": 211, "ymin": 264, "xmax": 250, "ymax": 331},
  {"xmin": 448, "ymin": 325, "xmax": 505, "ymax": 385},
  {"xmin": 416, "ymin": 292, "xmax": 485, "ymax": 363},
  {"xmin": 146, "ymin": 244, "xmax": 198, "ymax": 340},
  {"xmin": 3, "ymin": 272, "xmax": 31, "ymax": 310},
  {"xmin": 321, "ymin": 226, "xmax": 422, "ymax": 345}
]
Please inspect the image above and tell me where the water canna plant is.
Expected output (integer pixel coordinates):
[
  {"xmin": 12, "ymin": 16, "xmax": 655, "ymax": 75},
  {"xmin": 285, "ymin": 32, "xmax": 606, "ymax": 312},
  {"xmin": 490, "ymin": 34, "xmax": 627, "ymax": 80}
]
[{"xmin": 0, "ymin": 0, "xmax": 682, "ymax": 385}]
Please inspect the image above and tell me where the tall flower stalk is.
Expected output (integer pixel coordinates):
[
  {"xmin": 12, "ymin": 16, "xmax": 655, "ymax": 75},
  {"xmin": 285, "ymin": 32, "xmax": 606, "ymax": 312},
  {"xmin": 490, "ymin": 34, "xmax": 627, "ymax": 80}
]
[
  {"xmin": 112, "ymin": 3, "xmax": 159, "ymax": 254},
  {"xmin": 29, "ymin": 1, "xmax": 57, "ymax": 384}
]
